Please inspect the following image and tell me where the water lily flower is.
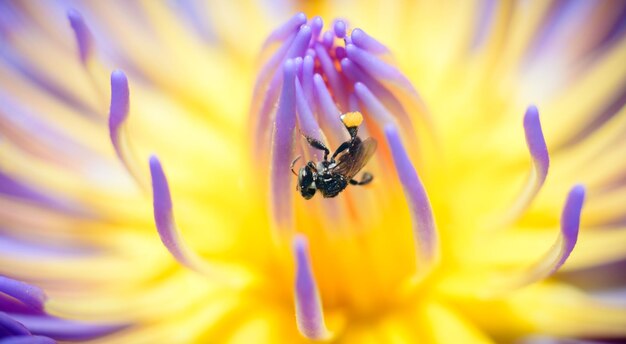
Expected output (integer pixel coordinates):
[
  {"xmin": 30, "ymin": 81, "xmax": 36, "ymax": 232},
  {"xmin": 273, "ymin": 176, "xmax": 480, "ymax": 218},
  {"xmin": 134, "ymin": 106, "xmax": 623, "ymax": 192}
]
[{"xmin": 1, "ymin": 1, "xmax": 626, "ymax": 343}]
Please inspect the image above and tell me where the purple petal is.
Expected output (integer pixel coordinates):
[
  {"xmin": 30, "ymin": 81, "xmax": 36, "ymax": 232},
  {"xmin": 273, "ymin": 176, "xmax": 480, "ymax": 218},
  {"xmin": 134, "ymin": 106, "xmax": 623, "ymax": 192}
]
[
  {"xmin": 293, "ymin": 235, "xmax": 330, "ymax": 340},
  {"xmin": 0, "ymin": 335, "xmax": 56, "ymax": 344},
  {"xmin": 470, "ymin": 0, "xmax": 496, "ymax": 50},
  {"xmin": 0, "ymin": 172, "xmax": 59, "ymax": 211},
  {"xmin": 0, "ymin": 170, "xmax": 91, "ymax": 218},
  {"xmin": 270, "ymin": 60, "xmax": 297, "ymax": 230},
  {"xmin": 0, "ymin": 312, "xmax": 30, "ymax": 336},
  {"xmin": 0, "ymin": 277, "xmax": 46, "ymax": 312},
  {"xmin": 8, "ymin": 315, "xmax": 125, "ymax": 342},
  {"xmin": 385, "ymin": 124, "xmax": 439, "ymax": 276},
  {"xmin": 350, "ymin": 28, "xmax": 390, "ymax": 55},
  {"xmin": 66, "ymin": 9, "xmax": 93, "ymax": 64}
]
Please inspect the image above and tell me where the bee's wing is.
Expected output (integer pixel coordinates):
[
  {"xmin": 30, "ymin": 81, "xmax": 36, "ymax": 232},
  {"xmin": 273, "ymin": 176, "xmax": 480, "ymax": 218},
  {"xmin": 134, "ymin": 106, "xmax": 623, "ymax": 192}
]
[{"xmin": 331, "ymin": 137, "xmax": 377, "ymax": 179}]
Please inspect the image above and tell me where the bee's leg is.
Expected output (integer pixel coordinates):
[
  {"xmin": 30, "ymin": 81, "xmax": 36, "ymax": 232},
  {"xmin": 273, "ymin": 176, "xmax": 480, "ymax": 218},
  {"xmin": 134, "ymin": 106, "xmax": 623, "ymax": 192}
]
[
  {"xmin": 304, "ymin": 136, "xmax": 330, "ymax": 161},
  {"xmin": 349, "ymin": 172, "xmax": 373, "ymax": 185},
  {"xmin": 331, "ymin": 136, "xmax": 361, "ymax": 161},
  {"xmin": 290, "ymin": 156, "xmax": 301, "ymax": 176},
  {"xmin": 346, "ymin": 126, "xmax": 358, "ymax": 140}
]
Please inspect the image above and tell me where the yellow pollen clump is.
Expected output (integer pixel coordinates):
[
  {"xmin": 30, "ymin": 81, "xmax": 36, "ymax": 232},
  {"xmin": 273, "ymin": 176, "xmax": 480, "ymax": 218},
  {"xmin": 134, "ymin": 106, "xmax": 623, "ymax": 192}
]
[{"xmin": 340, "ymin": 111, "xmax": 363, "ymax": 128}]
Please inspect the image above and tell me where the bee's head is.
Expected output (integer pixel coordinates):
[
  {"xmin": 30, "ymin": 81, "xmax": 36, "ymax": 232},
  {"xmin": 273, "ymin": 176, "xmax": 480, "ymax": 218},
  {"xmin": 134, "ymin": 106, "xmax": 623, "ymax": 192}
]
[{"xmin": 297, "ymin": 165, "xmax": 316, "ymax": 200}]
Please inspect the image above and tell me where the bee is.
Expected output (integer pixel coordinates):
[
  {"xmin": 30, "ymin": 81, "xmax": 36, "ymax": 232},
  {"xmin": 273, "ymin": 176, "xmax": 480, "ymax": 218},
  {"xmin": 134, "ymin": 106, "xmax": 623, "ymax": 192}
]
[{"xmin": 291, "ymin": 112, "xmax": 377, "ymax": 199}]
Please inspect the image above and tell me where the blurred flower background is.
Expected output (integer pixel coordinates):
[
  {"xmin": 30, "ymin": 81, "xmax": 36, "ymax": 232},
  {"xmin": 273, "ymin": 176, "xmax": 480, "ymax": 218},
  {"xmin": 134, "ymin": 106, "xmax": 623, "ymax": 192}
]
[{"xmin": 1, "ymin": 0, "xmax": 626, "ymax": 343}]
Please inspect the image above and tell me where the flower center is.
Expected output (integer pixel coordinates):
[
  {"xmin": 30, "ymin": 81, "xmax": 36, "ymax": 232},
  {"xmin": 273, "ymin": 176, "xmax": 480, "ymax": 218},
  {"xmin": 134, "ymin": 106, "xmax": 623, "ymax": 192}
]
[{"xmin": 249, "ymin": 14, "xmax": 438, "ymax": 316}]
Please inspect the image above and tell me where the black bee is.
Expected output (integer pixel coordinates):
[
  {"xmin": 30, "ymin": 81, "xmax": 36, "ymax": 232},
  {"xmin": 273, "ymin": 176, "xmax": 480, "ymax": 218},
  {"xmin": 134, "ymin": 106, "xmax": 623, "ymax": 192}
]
[{"xmin": 291, "ymin": 112, "xmax": 377, "ymax": 199}]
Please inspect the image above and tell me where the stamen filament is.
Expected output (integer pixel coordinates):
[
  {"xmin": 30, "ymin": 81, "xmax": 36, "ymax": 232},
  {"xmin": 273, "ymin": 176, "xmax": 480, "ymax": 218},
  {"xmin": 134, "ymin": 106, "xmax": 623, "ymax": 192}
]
[
  {"xmin": 495, "ymin": 105, "xmax": 550, "ymax": 226},
  {"xmin": 0, "ymin": 276, "xmax": 46, "ymax": 311},
  {"xmin": 314, "ymin": 44, "xmax": 348, "ymax": 110},
  {"xmin": 350, "ymin": 28, "xmax": 390, "ymax": 55},
  {"xmin": 262, "ymin": 13, "xmax": 307, "ymax": 51},
  {"xmin": 293, "ymin": 235, "xmax": 331, "ymax": 340},
  {"xmin": 149, "ymin": 155, "xmax": 250, "ymax": 284},
  {"xmin": 384, "ymin": 124, "xmax": 439, "ymax": 278},
  {"xmin": 108, "ymin": 70, "xmax": 147, "ymax": 191},
  {"xmin": 66, "ymin": 9, "xmax": 93, "ymax": 65},
  {"xmin": 0, "ymin": 312, "xmax": 31, "ymax": 336},
  {"xmin": 270, "ymin": 60, "xmax": 297, "ymax": 235},
  {"xmin": 295, "ymin": 78, "xmax": 325, "ymax": 143},
  {"xmin": 7, "ymin": 314, "xmax": 127, "ymax": 341},
  {"xmin": 312, "ymin": 74, "xmax": 349, "ymax": 144},
  {"xmin": 485, "ymin": 185, "xmax": 585, "ymax": 295}
]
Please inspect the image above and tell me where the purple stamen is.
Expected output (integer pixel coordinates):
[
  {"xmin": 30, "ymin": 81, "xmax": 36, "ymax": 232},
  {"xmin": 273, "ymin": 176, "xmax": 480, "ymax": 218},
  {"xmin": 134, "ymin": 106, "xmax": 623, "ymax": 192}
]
[
  {"xmin": 293, "ymin": 235, "xmax": 330, "ymax": 340},
  {"xmin": 270, "ymin": 60, "xmax": 297, "ymax": 231},
  {"xmin": 333, "ymin": 20, "xmax": 347, "ymax": 39},
  {"xmin": 557, "ymin": 185, "xmax": 585, "ymax": 268},
  {"xmin": 108, "ymin": 70, "xmax": 129, "ymax": 157},
  {"xmin": 0, "ymin": 276, "xmax": 46, "ymax": 312},
  {"xmin": 254, "ymin": 25, "xmax": 312, "ymax": 158},
  {"xmin": 149, "ymin": 156, "xmax": 178, "ymax": 259},
  {"xmin": 341, "ymin": 58, "xmax": 406, "ymax": 118},
  {"xmin": 301, "ymin": 55, "xmax": 316, "ymax": 109},
  {"xmin": 295, "ymin": 78, "xmax": 324, "ymax": 143},
  {"xmin": 314, "ymin": 44, "xmax": 348, "ymax": 110},
  {"xmin": 261, "ymin": 12, "xmax": 307, "ymax": 50},
  {"xmin": 353, "ymin": 82, "xmax": 395, "ymax": 126},
  {"xmin": 350, "ymin": 28, "xmax": 390, "ymax": 55},
  {"xmin": 321, "ymin": 30, "xmax": 334, "ymax": 48},
  {"xmin": 7, "ymin": 314, "xmax": 126, "ymax": 342},
  {"xmin": 348, "ymin": 92, "xmax": 360, "ymax": 112},
  {"xmin": 345, "ymin": 44, "xmax": 407, "ymax": 86},
  {"xmin": 293, "ymin": 57, "xmax": 303, "ymax": 78},
  {"xmin": 0, "ymin": 335, "xmax": 56, "ymax": 343},
  {"xmin": 149, "ymin": 155, "xmax": 209, "ymax": 273},
  {"xmin": 310, "ymin": 16, "xmax": 323, "ymax": 41},
  {"xmin": 0, "ymin": 312, "xmax": 31, "ymax": 336},
  {"xmin": 107, "ymin": 70, "xmax": 145, "ymax": 190},
  {"xmin": 385, "ymin": 124, "xmax": 439, "ymax": 275},
  {"xmin": 335, "ymin": 46, "xmax": 346, "ymax": 60},
  {"xmin": 497, "ymin": 106, "xmax": 550, "ymax": 226},
  {"xmin": 313, "ymin": 74, "xmax": 349, "ymax": 143},
  {"xmin": 66, "ymin": 9, "xmax": 93, "ymax": 64},
  {"xmin": 286, "ymin": 25, "xmax": 313, "ymax": 60},
  {"xmin": 524, "ymin": 105, "xmax": 549, "ymax": 180},
  {"xmin": 492, "ymin": 185, "xmax": 585, "ymax": 293}
]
